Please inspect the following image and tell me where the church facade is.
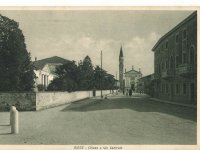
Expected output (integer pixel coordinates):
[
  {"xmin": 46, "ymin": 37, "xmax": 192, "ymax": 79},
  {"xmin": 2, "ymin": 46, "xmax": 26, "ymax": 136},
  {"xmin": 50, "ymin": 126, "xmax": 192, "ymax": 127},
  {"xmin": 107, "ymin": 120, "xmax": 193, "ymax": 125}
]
[
  {"xmin": 119, "ymin": 46, "xmax": 142, "ymax": 92},
  {"xmin": 124, "ymin": 67, "xmax": 142, "ymax": 92}
]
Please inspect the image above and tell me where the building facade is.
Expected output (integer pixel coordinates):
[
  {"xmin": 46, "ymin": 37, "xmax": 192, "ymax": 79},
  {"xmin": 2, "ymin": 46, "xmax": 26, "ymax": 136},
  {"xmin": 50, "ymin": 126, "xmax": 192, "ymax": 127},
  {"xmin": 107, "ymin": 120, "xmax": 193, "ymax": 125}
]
[
  {"xmin": 33, "ymin": 56, "xmax": 71, "ymax": 91},
  {"xmin": 124, "ymin": 67, "xmax": 142, "ymax": 92},
  {"xmin": 137, "ymin": 74, "xmax": 153, "ymax": 95},
  {"xmin": 118, "ymin": 46, "xmax": 143, "ymax": 92},
  {"xmin": 152, "ymin": 11, "xmax": 197, "ymax": 104}
]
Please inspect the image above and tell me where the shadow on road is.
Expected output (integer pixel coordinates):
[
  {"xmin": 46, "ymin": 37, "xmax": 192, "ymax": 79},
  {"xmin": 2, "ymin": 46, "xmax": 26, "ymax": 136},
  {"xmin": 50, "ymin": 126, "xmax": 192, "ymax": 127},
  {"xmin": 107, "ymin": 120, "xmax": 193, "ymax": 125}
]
[
  {"xmin": 0, "ymin": 124, "xmax": 9, "ymax": 126},
  {"xmin": 0, "ymin": 132, "xmax": 11, "ymax": 135},
  {"xmin": 61, "ymin": 98, "xmax": 197, "ymax": 122}
]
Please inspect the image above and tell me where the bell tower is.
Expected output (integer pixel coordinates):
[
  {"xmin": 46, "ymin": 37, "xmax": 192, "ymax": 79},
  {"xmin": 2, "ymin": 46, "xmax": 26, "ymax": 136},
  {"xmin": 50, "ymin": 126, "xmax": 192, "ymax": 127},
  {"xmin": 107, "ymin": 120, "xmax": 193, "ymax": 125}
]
[{"xmin": 119, "ymin": 45, "xmax": 124, "ymax": 91}]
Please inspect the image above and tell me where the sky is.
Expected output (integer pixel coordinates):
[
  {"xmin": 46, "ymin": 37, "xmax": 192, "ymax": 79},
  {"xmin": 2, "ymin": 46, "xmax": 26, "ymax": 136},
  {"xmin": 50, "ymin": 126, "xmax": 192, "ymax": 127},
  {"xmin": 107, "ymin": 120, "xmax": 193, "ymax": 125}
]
[{"xmin": 0, "ymin": 10, "xmax": 193, "ymax": 77}]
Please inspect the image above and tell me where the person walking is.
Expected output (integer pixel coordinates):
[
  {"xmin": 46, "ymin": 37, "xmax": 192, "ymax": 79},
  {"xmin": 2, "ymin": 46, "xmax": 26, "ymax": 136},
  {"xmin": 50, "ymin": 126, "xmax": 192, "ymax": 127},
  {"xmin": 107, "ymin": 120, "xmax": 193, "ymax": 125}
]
[{"xmin": 129, "ymin": 89, "xmax": 132, "ymax": 96}]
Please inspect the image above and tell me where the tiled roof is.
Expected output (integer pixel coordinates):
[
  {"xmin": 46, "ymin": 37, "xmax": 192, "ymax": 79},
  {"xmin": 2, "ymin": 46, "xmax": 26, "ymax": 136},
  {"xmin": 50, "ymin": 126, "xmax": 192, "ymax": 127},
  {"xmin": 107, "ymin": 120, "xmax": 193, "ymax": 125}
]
[{"xmin": 33, "ymin": 56, "xmax": 71, "ymax": 70}]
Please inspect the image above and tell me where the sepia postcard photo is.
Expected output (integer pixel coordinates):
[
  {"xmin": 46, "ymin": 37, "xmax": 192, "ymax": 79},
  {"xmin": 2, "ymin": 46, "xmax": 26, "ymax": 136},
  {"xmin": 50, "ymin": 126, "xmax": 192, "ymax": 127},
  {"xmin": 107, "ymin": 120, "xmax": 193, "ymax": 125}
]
[{"xmin": 0, "ymin": 6, "xmax": 198, "ymax": 150}]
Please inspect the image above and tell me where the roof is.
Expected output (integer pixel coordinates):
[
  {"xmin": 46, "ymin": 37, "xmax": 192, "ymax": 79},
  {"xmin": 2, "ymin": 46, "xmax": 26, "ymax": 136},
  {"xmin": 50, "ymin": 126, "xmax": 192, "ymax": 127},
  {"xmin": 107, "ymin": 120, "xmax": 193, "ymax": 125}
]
[
  {"xmin": 125, "ymin": 69, "xmax": 141, "ymax": 75},
  {"xmin": 33, "ymin": 56, "xmax": 71, "ymax": 70},
  {"xmin": 138, "ymin": 74, "xmax": 152, "ymax": 80},
  {"xmin": 119, "ymin": 45, "xmax": 123, "ymax": 57},
  {"xmin": 152, "ymin": 11, "xmax": 197, "ymax": 51}
]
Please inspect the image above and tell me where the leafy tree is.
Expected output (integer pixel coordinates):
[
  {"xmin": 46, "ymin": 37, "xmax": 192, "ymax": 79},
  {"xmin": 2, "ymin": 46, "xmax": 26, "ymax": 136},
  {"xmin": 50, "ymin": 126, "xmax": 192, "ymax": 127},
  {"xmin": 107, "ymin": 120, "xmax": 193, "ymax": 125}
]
[
  {"xmin": 0, "ymin": 14, "xmax": 35, "ymax": 91},
  {"xmin": 48, "ymin": 55, "xmax": 116, "ymax": 92},
  {"xmin": 93, "ymin": 65, "xmax": 115, "ymax": 90},
  {"xmin": 78, "ymin": 56, "xmax": 94, "ymax": 90},
  {"xmin": 47, "ymin": 61, "xmax": 79, "ymax": 91}
]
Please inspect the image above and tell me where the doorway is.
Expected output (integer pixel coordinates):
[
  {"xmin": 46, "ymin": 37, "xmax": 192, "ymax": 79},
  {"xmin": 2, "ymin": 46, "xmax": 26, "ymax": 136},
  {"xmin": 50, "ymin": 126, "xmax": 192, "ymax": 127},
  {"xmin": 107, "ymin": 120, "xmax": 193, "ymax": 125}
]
[{"xmin": 131, "ymin": 84, "xmax": 135, "ymax": 91}]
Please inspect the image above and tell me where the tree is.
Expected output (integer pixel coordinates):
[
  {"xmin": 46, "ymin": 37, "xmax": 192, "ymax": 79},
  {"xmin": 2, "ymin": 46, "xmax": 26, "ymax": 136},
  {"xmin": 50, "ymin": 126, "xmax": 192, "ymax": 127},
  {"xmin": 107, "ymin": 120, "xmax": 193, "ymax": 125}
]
[
  {"xmin": 48, "ymin": 55, "xmax": 116, "ymax": 92},
  {"xmin": 93, "ymin": 65, "xmax": 115, "ymax": 90},
  {"xmin": 77, "ymin": 56, "xmax": 94, "ymax": 90},
  {"xmin": 47, "ymin": 61, "xmax": 79, "ymax": 91},
  {"xmin": 0, "ymin": 14, "xmax": 35, "ymax": 91}
]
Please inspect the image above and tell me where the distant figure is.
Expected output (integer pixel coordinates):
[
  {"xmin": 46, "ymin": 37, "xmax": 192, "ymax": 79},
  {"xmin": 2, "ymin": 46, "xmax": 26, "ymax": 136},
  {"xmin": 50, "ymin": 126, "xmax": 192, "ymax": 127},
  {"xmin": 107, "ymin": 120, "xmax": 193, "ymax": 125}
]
[
  {"xmin": 123, "ymin": 90, "xmax": 125, "ymax": 95},
  {"xmin": 126, "ymin": 89, "xmax": 129, "ymax": 96},
  {"xmin": 129, "ymin": 89, "xmax": 132, "ymax": 96},
  {"xmin": 93, "ymin": 87, "xmax": 96, "ymax": 97}
]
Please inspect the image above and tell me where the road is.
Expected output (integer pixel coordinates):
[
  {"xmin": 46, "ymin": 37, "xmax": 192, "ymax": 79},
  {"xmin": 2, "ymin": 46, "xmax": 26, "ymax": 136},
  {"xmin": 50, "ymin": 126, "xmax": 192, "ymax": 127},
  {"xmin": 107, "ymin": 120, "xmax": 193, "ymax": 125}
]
[{"xmin": 0, "ymin": 93, "xmax": 197, "ymax": 144}]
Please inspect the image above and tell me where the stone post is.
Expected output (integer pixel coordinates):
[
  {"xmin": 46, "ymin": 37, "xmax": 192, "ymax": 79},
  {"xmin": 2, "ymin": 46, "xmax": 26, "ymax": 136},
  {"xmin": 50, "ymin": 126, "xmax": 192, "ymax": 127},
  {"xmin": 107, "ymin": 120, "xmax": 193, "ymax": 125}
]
[{"xmin": 10, "ymin": 106, "xmax": 19, "ymax": 134}]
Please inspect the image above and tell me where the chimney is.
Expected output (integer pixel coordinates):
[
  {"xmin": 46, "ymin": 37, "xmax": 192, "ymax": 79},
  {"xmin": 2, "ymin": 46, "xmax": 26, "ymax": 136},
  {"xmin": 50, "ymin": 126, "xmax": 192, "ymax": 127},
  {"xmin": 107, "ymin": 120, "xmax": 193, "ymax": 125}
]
[
  {"xmin": 132, "ymin": 66, "xmax": 134, "ymax": 70},
  {"xmin": 35, "ymin": 57, "xmax": 37, "ymax": 61}
]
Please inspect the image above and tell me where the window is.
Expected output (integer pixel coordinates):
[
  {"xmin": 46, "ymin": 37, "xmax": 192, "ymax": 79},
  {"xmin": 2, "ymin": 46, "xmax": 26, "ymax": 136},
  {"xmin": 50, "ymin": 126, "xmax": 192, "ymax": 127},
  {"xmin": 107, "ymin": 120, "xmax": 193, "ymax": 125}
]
[
  {"xmin": 166, "ymin": 41, "xmax": 168, "ymax": 48},
  {"xmin": 162, "ymin": 84, "xmax": 165, "ymax": 93},
  {"xmin": 162, "ymin": 62, "xmax": 165, "ymax": 70},
  {"xmin": 176, "ymin": 84, "xmax": 179, "ymax": 94},
  {"xmin": 170, "ymin": 56, "xmax": 174, "ymax": 69},
  {"xmin": 183, "ymin": 53, "xmax": 187, "ymax": 64},
  {"xmin": 190, "ymin": 47, "xmax": 194, "ymax": 64},
  {"xmin": 176, "ymin": 34, "xmax": 179, "ymax": 43},
  {"xmin": 166, "ymin": 60, "xmax": 169, "ymax": 69},
  {"xmin": 176, "ymin": 56, "xmax": 179, "ymax": 67},
  {"xmin": 159, "ymin": 64, "xmax": 161, "ymax": 74},
  {"xmin": 183, "ymin": 83, "xmax": 186, "ymax": 94},
  {"xmin": 183, "ymin": 29, "xmax": 186, "ymax": 39},
  {"xmin": 166, "ymin": 84, "xmax": 169, "ymax": 93},
  {"xmin": 182, "ymin": 40, "xmax": 187, "ymax": 50}
]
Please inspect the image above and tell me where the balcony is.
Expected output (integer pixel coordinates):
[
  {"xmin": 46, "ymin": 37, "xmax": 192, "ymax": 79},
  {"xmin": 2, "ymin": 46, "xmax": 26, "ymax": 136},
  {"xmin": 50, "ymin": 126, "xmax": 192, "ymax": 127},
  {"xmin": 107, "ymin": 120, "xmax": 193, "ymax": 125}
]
[
  {"xmin": 176, "ymin": 64, "xmax": 196, "ymax": 77},
  {"xmin": 151, "ymin": 74, "xmax": 160, "ymax": 81},
  {"xmin": 161, "ymin": 70, "xmax": 173, "ymax": 79}
]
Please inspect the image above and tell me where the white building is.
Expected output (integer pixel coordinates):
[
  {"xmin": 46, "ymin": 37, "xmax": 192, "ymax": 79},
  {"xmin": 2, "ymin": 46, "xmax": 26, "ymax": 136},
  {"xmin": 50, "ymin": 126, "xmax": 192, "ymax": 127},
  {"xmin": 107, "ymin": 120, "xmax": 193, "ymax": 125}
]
[
  {"xmin": 118, "ymin": 46, "xmax": 143, "ymax": 92},
  {"xmin": 124, "ymin": 66, "xmax": 142, "ymax": 92},
  {"xmin": 33, "ymin": 56, "xmax": 71, "ymax": 90}
]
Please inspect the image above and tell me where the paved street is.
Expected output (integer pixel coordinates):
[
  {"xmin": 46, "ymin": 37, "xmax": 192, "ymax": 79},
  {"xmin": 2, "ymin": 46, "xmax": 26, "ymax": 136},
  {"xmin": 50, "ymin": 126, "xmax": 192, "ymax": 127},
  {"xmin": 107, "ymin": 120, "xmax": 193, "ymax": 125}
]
[{"xmin": 0, "ymin": 93, "xmax": 197, "ymax": 144}]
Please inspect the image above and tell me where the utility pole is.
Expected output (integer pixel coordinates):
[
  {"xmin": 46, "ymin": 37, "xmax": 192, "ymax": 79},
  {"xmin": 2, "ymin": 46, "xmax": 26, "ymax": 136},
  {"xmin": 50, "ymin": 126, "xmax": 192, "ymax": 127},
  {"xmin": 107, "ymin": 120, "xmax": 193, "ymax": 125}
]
[{"xmin": 101, "ymin": 50, "xmax": 103, "ymax": 98}]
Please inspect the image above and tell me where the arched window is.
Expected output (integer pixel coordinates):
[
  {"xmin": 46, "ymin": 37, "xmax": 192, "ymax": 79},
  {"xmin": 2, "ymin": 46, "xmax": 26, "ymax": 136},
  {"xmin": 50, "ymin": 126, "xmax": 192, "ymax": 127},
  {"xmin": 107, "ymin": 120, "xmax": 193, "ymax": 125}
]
[
  {"xmin": 170, "ymin": 56, "xmax": 174, "ymax": 69},
  {"xmin": 176, "ymin": 56, "xmax": 179, "ymax": 67},
  {"xmin": 190, "ymin": 46, "xmax": 195, "ymax": 64}
]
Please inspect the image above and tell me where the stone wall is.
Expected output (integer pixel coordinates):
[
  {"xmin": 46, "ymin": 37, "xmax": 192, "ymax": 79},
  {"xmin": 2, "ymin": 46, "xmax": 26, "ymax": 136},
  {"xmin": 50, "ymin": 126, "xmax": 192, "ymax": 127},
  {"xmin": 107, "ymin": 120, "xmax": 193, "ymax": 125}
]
[
  {"xmin": 36, "ymin": 90, "xmax": 111, "ymax": 110},
  {"xmin": 0, "ymin": 90, "xmax": 112, "ymax": 111},
  {"xmin": 0, "ymin": 92, "xmax": 36, "ymax": 111}
]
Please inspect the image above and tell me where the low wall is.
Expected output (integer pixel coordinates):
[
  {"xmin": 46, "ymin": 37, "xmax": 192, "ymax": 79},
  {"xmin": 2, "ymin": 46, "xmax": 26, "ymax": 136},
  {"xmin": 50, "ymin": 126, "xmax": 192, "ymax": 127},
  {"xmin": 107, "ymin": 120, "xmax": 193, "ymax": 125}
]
[
  {"xmin": 0, "ymin": 92, "xmax": 36, "ymax": 111},
  {"xmin": 36, "ymin": 90, "xmax": 111, "ymax": 111},
  {"xmin": 0, "ymin": 90, "xmax": 112, "ymax": 111}
]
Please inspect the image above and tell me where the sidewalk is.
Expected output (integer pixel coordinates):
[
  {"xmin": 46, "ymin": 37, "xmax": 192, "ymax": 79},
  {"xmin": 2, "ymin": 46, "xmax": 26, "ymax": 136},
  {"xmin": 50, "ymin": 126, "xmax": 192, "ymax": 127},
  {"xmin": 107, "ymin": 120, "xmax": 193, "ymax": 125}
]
[
  {"xmin": 90, "ymin": 92, "xmax": 150, "ymax": 99},
  {"xmin": 150, "ymin": 97, "xmax": 196, "ymax": 109}
]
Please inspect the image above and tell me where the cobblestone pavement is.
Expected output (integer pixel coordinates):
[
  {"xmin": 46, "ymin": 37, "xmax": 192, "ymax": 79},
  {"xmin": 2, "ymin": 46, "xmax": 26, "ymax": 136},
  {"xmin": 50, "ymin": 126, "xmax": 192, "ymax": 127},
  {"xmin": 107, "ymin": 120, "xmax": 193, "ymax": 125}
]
[{"xmin": 0, "ymin": 93, "xmax": 197, "ymax": 144}]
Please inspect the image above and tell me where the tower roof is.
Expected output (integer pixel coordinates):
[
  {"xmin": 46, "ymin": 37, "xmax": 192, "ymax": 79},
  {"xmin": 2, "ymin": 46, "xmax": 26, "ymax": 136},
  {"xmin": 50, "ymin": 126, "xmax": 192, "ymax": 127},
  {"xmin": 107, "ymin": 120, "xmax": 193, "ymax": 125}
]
[{"xmin": 119, "ymin": 45, "xmax": 123, "ymax": 57}]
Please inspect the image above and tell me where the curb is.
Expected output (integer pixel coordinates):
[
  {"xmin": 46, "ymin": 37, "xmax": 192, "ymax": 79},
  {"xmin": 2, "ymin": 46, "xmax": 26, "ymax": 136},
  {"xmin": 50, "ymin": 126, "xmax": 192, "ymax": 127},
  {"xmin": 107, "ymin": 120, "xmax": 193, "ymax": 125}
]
[
  {"xmin": 150, "ymin": 98, "xmax": 196, "ymax": 109},
  {"xmin": 65, "ymin": 99, "xmax": 103, "ymax": 110}
]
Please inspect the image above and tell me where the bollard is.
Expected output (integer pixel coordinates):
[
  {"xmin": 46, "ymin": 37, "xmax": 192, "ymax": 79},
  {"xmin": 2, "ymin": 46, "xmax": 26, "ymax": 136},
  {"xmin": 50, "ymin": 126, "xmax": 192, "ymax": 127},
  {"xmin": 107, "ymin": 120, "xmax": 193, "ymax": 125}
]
[{"xmin": 10, "ymin": 106, "xmax": 19, "ymax": 134}]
